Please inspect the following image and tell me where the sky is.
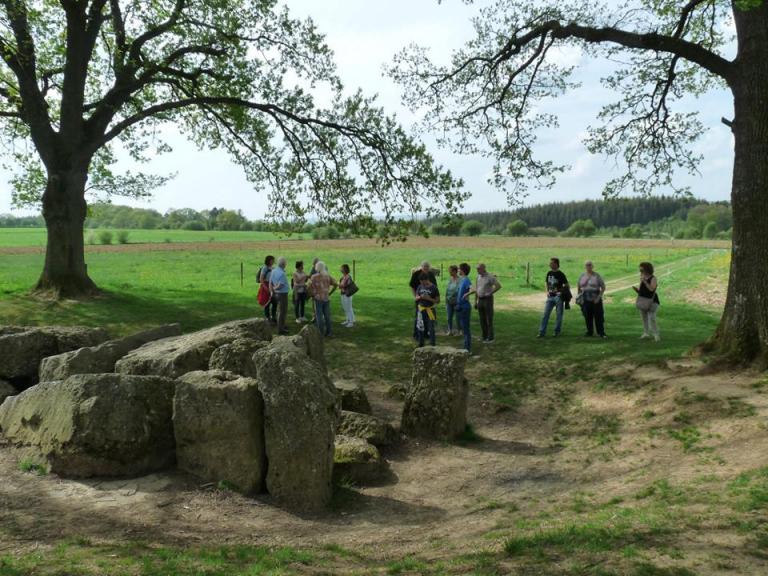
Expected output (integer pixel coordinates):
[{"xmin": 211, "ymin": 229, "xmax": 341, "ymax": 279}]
[{"xmin": 0, "ymin": 1, "xmax": 735, "ymax": 219}]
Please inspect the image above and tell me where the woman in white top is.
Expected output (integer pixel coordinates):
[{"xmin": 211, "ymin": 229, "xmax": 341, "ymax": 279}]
[{"xmin": 577, "ymin": 260, "xmax": 606, "ymax": 338}]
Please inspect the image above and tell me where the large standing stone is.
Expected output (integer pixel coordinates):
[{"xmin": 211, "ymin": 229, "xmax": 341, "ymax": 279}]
[
  {"xmin": 174, "ymin": 370, "xmax": 266, "ymax": 494},
  {"xmin": 0, "ymin": 326, "xmax": 110, "ymax": 387},
  {"xmin": 268, "ymin": 324, "xmax": 326, "ymax": 372},
  {"xmin": 0, "ymin": 380, "xmax": 16, "ymax": 405},
  {"xmin": 115, "ymin": 319, "xmax": 271, "ymax": 378},
  {"xmin": 39, "ymin": 324, "xmax": 182, "ymax": 382},
  {"xmin": 208, "ymin": 338, "xmax": 268, "ymax": 377},
  {"xmin": 334, "ymin": 381, "xmax": 372, "ymax": 415},
  {"xmin": 0, "ymin": 373, "xmax": 175, "ymax": 477},
  {"xmin": 401, "ymin": 347, "xmax": 470, "ymax": 441},
  {"xmin": 338, "ymin": 411, "xmax": 398, "ymax": 447},
  {"xmin": 333, "ymin": 435, "xmax": 385, "ymax": 485},
  {"xmin": 253, "ymin": 345, "xmax": 337, "ymax": 511}
]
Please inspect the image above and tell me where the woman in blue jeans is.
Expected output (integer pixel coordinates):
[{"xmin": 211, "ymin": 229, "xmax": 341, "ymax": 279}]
[
  {"xmin": 444, "ymin": 265, "xmax": 460, "ymax": 336},
  {"xmin": 456, "ymin": 262, "xmax": 473, "ymax": 353}
]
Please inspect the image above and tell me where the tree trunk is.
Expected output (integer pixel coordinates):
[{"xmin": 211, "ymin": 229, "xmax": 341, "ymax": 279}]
[
  {"xmin": 706, "ymin": 5, "xmax": 768, "ymax": 367},
  {"xmin": 35, "ymin": 168, "xmax": 98, "ymax": 297}
]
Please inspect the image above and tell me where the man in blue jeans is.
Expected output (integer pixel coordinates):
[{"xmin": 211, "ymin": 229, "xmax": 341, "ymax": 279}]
[
  {"xmin": 456, "ymin": 262, "xmax": 473, "ymax": 353},
  {"xmin": 538, "ymin": 257, "xmax": 569, "ymax": 338}
]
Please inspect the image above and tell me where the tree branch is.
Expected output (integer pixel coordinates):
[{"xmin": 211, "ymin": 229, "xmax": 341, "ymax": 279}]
[
  {"xmin": 550, "ymin": 20, "xmax": 733, "ymax": 83},
  {"xmin": 126, "ymin": 0, "xmax": 186, "ymax": 65},
  {"xmin": 98, "ymin": 96, "xmax": 376, "ymax": 147}
]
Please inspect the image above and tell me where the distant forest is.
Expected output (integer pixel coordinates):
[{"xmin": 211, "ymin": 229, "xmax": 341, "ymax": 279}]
[
  {"xmin": 449, "ymin": 196, "xmax": 727, "ymax": 233},
  {"xmin": 0, "ymin": 196, "xmax": 731, "ymax": 241}
]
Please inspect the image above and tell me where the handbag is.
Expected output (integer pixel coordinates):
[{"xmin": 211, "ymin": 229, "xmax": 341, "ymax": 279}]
[
  {"xmin": 575, "ymin": 293, "xmax": 584, "ymax": 307},
  {"xmin": 345, "ymin": 279, "xmax": 359, "ymax": 297},
  {"xmin": 257, "ymin": 283, "xmax": 271, "ymax": 307},
  {"xmin": 635, "ymin": 295, "xmax": 654, "ymax": 312}
]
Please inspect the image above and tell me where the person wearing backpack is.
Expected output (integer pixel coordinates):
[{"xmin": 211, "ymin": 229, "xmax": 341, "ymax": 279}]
[
  {"xmin": 339, "ymin": 263, "xmax": 357, "ymax": 328},
  {"xmin": 633, "ymin": 261, "xmax": 661, "ymax": 341}
]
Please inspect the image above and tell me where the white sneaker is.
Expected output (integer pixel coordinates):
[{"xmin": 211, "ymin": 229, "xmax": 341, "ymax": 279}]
[
  {"xmin": 640, "ymin": 334, "xmax": 650, "ymax": 339},
  {"xmin": 345, "ymin": 323, "xmax": 354, "ymax": 328},
  {"xmin": 654, "ymin": 335, "xmax": 661, "ymax": 342},
  {"xmin": 296, "ymin": 319, "xmax": 302, "ymax": 324}
]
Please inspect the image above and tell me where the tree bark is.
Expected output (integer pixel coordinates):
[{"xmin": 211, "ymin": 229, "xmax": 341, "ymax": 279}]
[
  {"xmin": 35, "ymin": 168, "xmax": 98, "ymax": 297},
  {"xmin": 706, "ymin": 3, "xmax": 768, "ymax": 367}
]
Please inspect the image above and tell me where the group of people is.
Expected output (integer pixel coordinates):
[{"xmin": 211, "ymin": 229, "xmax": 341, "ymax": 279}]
[
  {"xmin": 537, "ymin": 258, "xmax": 661, "ymax": 341},
  {"xmin": 256, "ymin": 254, "xmax": 662, "ymax": 352},
  {"xmin": 408, "ymin": 260, "xmax": 502, "ymax": 353},
  {"xmin": 409, "ymin": 257, "xmax": 661, "ymax": 354},
  {"xmin": 258, "ymin": 256, "xmax": 357, "ymax": 338}
]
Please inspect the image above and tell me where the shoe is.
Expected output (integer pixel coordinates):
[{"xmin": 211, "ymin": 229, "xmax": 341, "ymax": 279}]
[
  {"xmin": 654, "ymin": 335, "xmax": 661, "ymax": 342},
  {"xmin": 443, "ymin": 330, "xmax": 451, "ymax": 336},
  {"xmin": 486, "ymin": 338, "xmax": 495, "ymax": 344},
  {"xmin": 296, "ymin": 319, "xmax": 302, "ymax": 324},
  {"xmin": 584, "ymin": 332, "xmax": 593, "ymax": 337},
  {"xmin": 639, "ymin": 334, "xmax": 649, "ymax": 339},
  {"xmin": 278, "ymin": 330, "xmax": 290, "ymax": 335},
  {"xmin": 345, "ymin": 323, "xmax": 354, "ymax": 328},
  {"xmin": 536, "ymin": 333, "xmax": 544, "ymax": 338},
  {"xmin": 599, "ymin": 334, "xmax": 607, "ymax": 339}
]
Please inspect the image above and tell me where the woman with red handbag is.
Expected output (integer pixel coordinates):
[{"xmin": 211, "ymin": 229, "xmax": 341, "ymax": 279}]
[{"xmin": 257, "ymin": 255, "xmax": 277, "ymax": 324}]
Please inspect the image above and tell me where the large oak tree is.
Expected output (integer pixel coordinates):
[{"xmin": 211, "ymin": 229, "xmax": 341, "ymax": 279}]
[
  {"xmin": 392, "ymin": 0, "xmax": 768, "ymax": 366},
  {"xmin": 0, "ymin": 0, "xmax": 464, "ymax": 296}
]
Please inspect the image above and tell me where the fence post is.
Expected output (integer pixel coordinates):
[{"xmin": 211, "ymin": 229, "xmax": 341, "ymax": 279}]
[
  {"xmin": 440, "ymin": 263, "xmax": 444, "ymax": 278},
  {"xmin": 526, "ymin": 262, "xmax": 530, "ymax": 286},
  {"xmin": 240, "ymin": 262, "xmax": 244, "ymax": 288},
  {"xmin": 352, "ymin": 259, "xmax": 356, "ymax": 281},
  {"xmin": 626, "ymin": 254, "xmax": 629, "ymax": 268}
]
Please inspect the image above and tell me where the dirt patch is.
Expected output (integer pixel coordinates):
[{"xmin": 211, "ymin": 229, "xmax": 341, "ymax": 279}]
[{"xmin": 1, "ymin": 362, "xmax": 767, "ymax": 572}]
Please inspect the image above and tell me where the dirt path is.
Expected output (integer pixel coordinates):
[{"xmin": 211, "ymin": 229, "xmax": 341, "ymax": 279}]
[
  {"xmin": 2, "ymin": 361, "xmax": 768, "ymax": 574},
  {"xmin": 505, "ymin": 251, "xmax": 721, "ymax": 311}
]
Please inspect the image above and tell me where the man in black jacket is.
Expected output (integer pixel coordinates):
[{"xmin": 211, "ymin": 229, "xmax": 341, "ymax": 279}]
[{"xmin": 538, "ymin": 257, "xmax": 569, "ymax": 337}]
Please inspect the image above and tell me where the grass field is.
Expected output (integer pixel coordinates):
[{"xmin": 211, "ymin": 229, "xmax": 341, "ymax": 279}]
[
  {"xmin": 0, "ymin": 227, "xmax": 294, "ymax": 247},
  {"xmin": 3, "ymin": 236, "xmax": 763, "ymax": 576}
]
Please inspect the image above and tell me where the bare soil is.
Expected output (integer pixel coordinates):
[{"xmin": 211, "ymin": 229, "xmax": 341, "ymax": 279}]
[{"xmin": 2, "ymin": 360, "xmax": 767, "ymax": 573}]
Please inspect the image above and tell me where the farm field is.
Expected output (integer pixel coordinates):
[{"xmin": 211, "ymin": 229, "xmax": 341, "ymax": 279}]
[
  {"xmin": 0, "ymin": 227, "xmax": 292, "ymax": 248},
  {"xmin": 2, "ymin": 237, "xmax": 767, "ymax": 576}
]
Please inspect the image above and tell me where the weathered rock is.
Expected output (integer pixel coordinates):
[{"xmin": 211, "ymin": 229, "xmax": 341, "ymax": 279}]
[
  {"xmin": 401, "ymin": 346, "xmax": 470, "ymax": 441},
  {"xmin": 293, "ymin": 324, "xmax": 326, "ymax": 371},
  {"xmin": 267, "ymin": 324, "xmax": 326, "ymax": 372},
  {"xmin": 208, "ymin": 338, "xmax": 268, "ymax": 377},
  {"xmin": 338, "ymin": 411, "xmax": 398, "ymax": 447},
  {"xmin": 115, "ymin": 319, "xmax": 271, "ymax": 378},
  {"xmin": 333, "ymin": 435, "xmax": 385, "ymax": 485},
  {"xmin": 334, "ymin": 381, "xmax": 372, "ymax": 414},
  {"xmin": 0, "ymin": 373, "xmax": 175, "ymax": 477},
  {"xmin": 0, "ymin": 326, "xmax": 109, "ymax": 387},
  {"xmin": 39, "ymin": 324, "xmax": 182, "ymax": 382},
  {"xmin": 174, "ymin": 370, "xmax": 266, "ymax": 494},
  {"xmin": 0, "ymin": 380, "xmax": 16, "ymax": 405},
  {"xmin": 253, "ymin": 345, "xmax": 337, "ymax": 511}
]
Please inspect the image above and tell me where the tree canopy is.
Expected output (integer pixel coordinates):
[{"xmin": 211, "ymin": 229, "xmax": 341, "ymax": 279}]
[
  {"xmin": 0, "ymin": 0, "xmax": 465, "ymax": 240},
  {"xmin": 391, "ymin": 0, "xmax": 739, "ymax": 201}
]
